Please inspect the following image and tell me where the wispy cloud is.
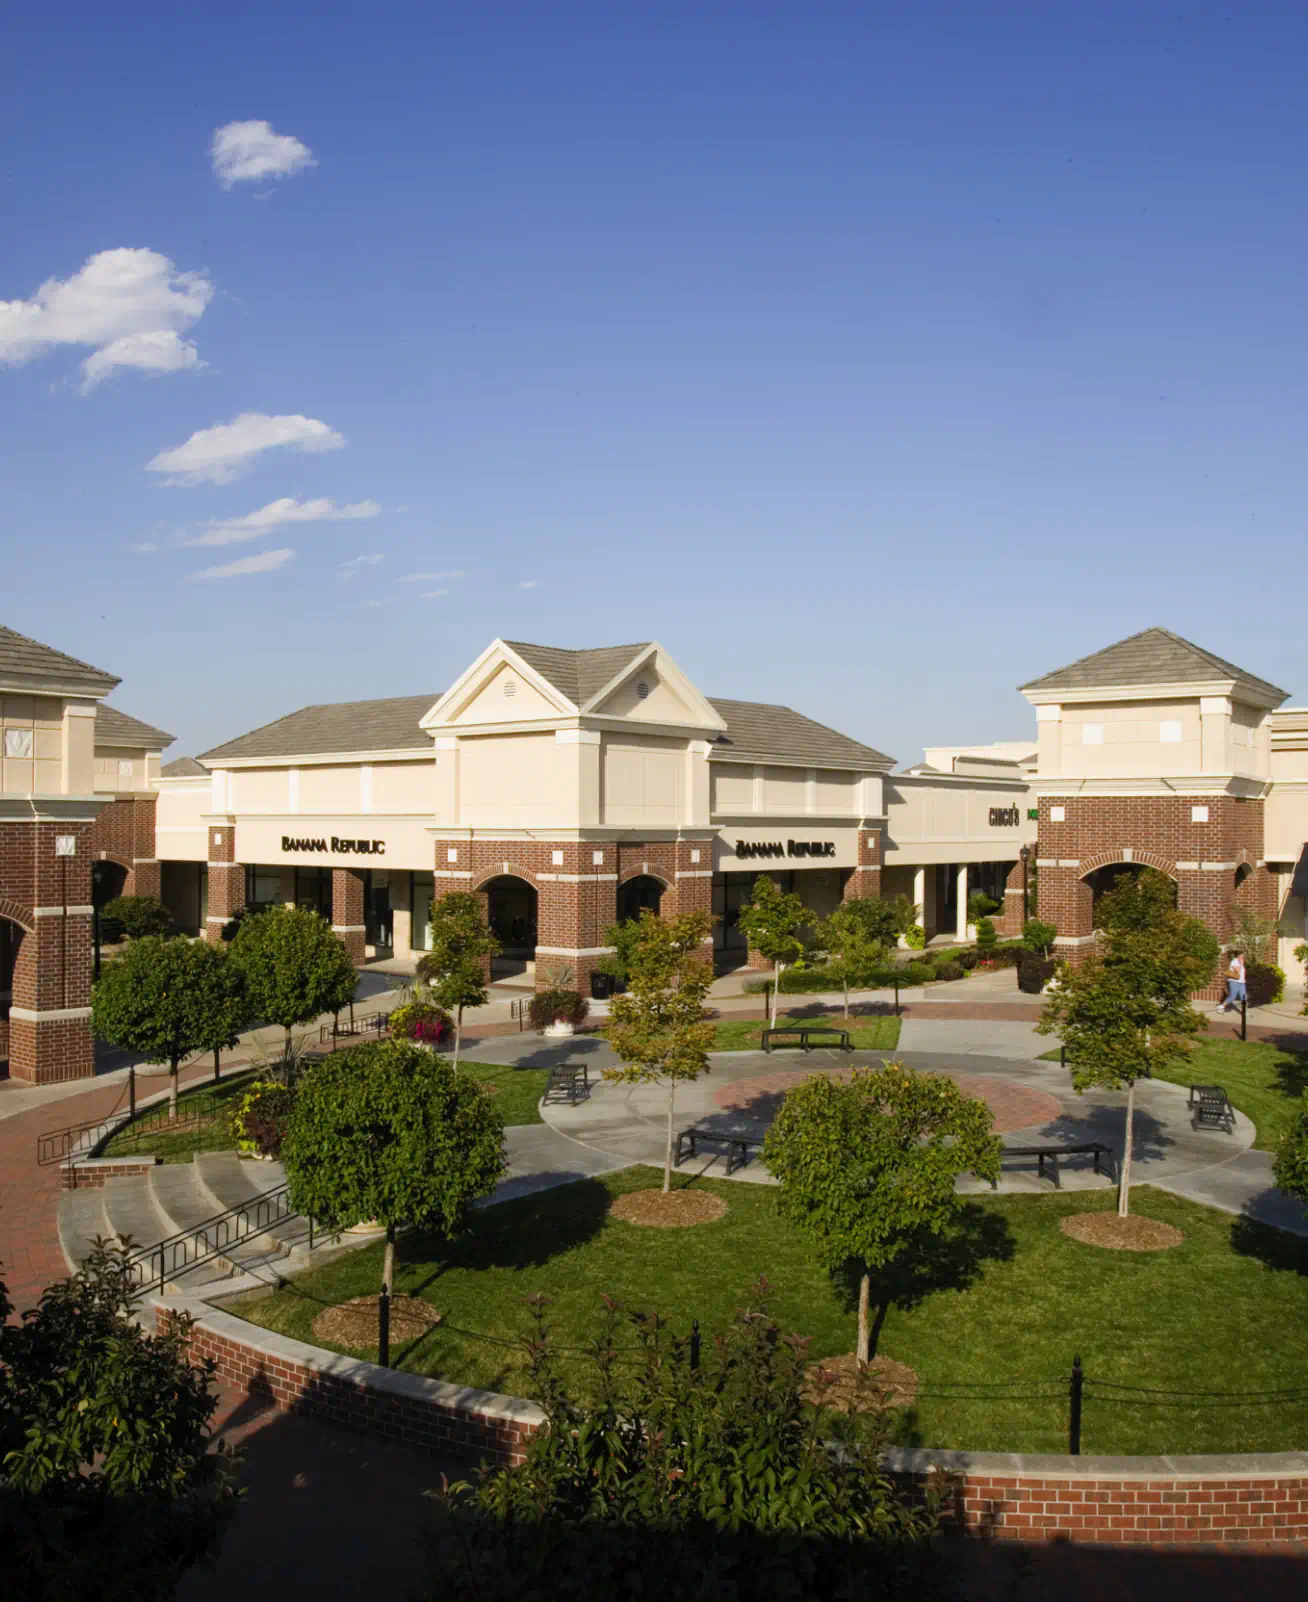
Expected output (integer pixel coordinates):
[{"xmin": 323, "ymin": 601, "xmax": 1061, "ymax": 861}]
[
  {"xmin": 363, "ymin": 599, "xmax": 392, "ymax": 609},
  {"xmin": 148, "ymin": 413, "xmax": 345, "ymax": 486},
  {"xmin": 211, "ymin": 121, "xmax": 316, "ymax": 188},
  {"xmin": 185, "ymin": 547, "xmax": 296, "ymax": 582},
  {"xmin": 128, "ymin": 542, "xmax": 160, "ymax": 553},
  {"xmin": 518, "ymin": 580, "xmax": 541, "ymax": 589},
  {"xmin": 183, "ymin": 496, "xmax": 380, "ymax": 546},
  {"xmin": 396, "ymin": 569, "xmax": 466, "ymax": 584},
  {"xmin": 337, "ymin": 553, "xmax": 385, "ymax": 580},
  {"xmin": 421, "ymin": 589, "xmax": 448, "ymax": 599},
  {"xmin": 0, "ymin": 247, "xmax": 212, "ymax": 391}
]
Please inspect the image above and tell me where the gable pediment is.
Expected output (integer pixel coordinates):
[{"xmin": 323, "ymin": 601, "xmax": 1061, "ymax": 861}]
[{"xmin": 421, "ymin": 641, "xmax": 579, "ymax": 731}]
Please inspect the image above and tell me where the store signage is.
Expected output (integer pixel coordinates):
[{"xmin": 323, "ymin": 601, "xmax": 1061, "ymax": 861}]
[
  {"xmin": 735, "ymin": 839, "xmax": 837, "ymax": 861},
  {"xmin": 988, "ymin": 807, "xmax": 1021, "ymax": 828},
  {"xmin": 281, "ymin": 835, "xmax": 386, "ymax": 856}
]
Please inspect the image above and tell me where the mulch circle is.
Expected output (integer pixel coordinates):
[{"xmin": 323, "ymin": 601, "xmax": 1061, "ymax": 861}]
[
  {"xmin": 312, "ymin": 1294, "xmax": 442, "ymax": 1349},
  {"xmin": 1060, "ymin": 1213, "xmax": 1184, "ymax": 1252},
  {"xmin": 609, "ymin": 1189, "xmax": 728, "ymax": 1228},
  {"xmin": 802, "ymin": 1353, "xmax": 919, "ymax": 1412}
]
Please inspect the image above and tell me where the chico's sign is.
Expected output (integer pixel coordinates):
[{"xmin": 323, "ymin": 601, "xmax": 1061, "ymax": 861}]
[
  {"xmin": 735, "ymin": 838, "xmax": 837, "ymax": 861},
  {"xmin": 281, "ymin": 835, "xmax": 386, "ymax": 857},
  {"xmin": 988, "ymin": 806, "xmax": 1021, "ymax": 828}
]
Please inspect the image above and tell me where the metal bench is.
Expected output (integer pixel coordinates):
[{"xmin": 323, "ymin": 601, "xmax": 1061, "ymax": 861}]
[
  {"xmin": 543, "ymin": 1063, "xmax": 591, "ymax": 1105},
  {"xmin": 993, "ymin": 1142, "xmax": 1114, "ymax": 1187},
  {"xmin": 1189, "ymin": 1084, "xmax": 1235, "ymax": 1134},
  {"xmin": 675, "ymin": 1126, "xmax": 758, "ymax": 1175},
  {"xmin": 761, "ymin": 1024, "xmax": 853, "ymax": 1054}
]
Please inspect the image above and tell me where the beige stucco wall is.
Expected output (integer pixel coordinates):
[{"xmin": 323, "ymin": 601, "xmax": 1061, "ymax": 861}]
[
  {"xmin": 93, "ymin": 745, "xmax": 158, "ymax": 793},
  {"xmin": 597, "ymin": 669, "xmax": 697, "ymax": 724},
  {"xmin": 371, "ymin": 759, "xmax": 436, "ymax": 813},
  {"xmin": 1035, "ymin": 697, "xmax": 1272, "ymax": 783},
  {"xmin": 155, "ymin": 779, "xmax": 209, "ymax": 861},
  {"xmin": 1266, "ymin": 785, "xmax": 1308, "ymax": 862},
  {"xmin": 452, "ymin": 660, "xmax": 559, "ymax": 723},
  {"xmin": 711, "ymin": 763, "xmax": 754, "ymax": 814},
  {"xmin": 883, "ymin": 775, "xmax": 1033, "ymax": 865},
  {"xmin": 602, "ymin": 731, "xmax": 686, "ymax": 828},
  {"xmin": 1, "ymin": 692, "xmax": 64, "ymax": 795},
  {"xmin": 459, "ymin": 732, "xmax": 578, "ymax": 827}
]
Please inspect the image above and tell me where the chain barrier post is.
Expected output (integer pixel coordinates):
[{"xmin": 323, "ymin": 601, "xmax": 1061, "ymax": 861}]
[
  {"xmin": 690, "ymin": 1318, "xmax": 701, "ymax": 1372},
  {"xmin": 1069, "ymin": 1355, "xmax": 1083, "ymax": 1456},
  {"xmin": 378, "ymin": 1285, "xmax": 391, "ymax": 1369},
  {"xmin": 1241, "ymin": 996, "xmax": 1248, "ymax": 1042},
  {"xmin": 129, "ymin": 1065, "xmax": 136, "ymax": 1120}
]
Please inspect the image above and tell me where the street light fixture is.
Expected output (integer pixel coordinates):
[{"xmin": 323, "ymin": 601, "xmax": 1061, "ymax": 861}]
[{"xmin": 1019, "ymin": 844, "xmax": 1032, "ymax": 928}]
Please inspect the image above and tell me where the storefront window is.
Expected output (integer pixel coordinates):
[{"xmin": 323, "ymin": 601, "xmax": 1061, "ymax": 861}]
[
  {"xmin": 410, "ymin": 872, "xmax": 433, "ymax": 952},
  {"xmin": 294, "ymin": 867, "xmax": 332, "ymax": 919},
  {"xmin": 245, "ymin": 866, "xmax": 283, "ymax": 911}
]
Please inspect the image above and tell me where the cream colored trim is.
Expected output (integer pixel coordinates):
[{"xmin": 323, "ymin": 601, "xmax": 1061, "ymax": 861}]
[
  {"xmin": 554, "ymin": 728, "xmax": 601, "ymax": 745},
  {"xmin": 676, "ymin": 869, "xmax": 714, "ymax": 878},
  {"xmin": 579, "ymin": 641, "xmax": 728, "ymax": 733},
  {"xmin": 8, "ymin": 1005, "xmax": 93, "ymax": 1022},
  {"xmin": 535, "ymin": 873, "xmax": 619, "ymax": 883},
  {"xmin": 1200, "ymin": 862, "xmax": 1238, "ymax": 872},
  {"xmin": 1025, "ymin": 678, "xmax": 1284, "ymax": 710},
  {"xmin": 332, "ymin": 924, "xmax": 367, "ymax": 934},
  {"xmin": 32, "ymin": 905, "xmax": 94, "ymax": 918},
  {"xmin": 132, "ymin": 857, "xmax": 159, "ymax": 865},
  {"xmin": 421, "ymin": 639, "xmax": 578, "ymax": 728},
  {"xmin": 535, "ymin": 945, "xmax": 617, "ymax": 957},
  {"xmin": 1053, "ymin": 935, "xmax": 1097, "ymax": 948},
  {"xmin": 432, "ymin": 870, "xmax": 473, "ymax": 879},
  {"xmin": 206, "ymin": 748, "xmax": 433, "ymax": 770}
]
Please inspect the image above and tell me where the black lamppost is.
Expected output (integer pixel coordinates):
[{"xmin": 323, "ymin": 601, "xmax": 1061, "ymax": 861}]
[{"xmin": 1020, "ymin": 844, "xmax": 1031, "ymax": 928}]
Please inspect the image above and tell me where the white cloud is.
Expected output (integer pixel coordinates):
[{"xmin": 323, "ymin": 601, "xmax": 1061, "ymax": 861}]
[
  {"xmin": 362, "ymin": 599, "xmax": 392, "ymax": 609},
  {"xmin": 211, "ymin": 120, "xmax": 316, "ymax": 188},
  {"xmin": 337, "ymin": 553, "xmax": 385, "ymax": 580},
  {"xmin": 185, "ymin": 547, "xmax": 296, "ymax": 582},
  {"xmin": 128, "ymin": 542, "xmax": 160, "ymax": 553},
  {"xmin": 147, "ymin": 412, "xmax": 345, "ymax": 486},
  {"xmin": 518, "ymin": 580, "xmax": 541, "ymax": 589},
  {"xmin": 396, "ymin": 569, "xmax": 466, "ymax": 583},
  {"xmin": 421, "ymin": 589, "xmax": 449, "ymax": 599},
  {"xmin": 0, "ymin": 247, "xmax": 213, "ymax": 390},
  {"xmin": 183, "ymin": 496, "xmax": 380, "ymax": 546}
]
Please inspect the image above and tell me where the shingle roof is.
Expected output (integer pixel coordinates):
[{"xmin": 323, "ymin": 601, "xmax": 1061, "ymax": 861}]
[
  {"xmin": 95, "ymin": 704, "xmax": 175, "ymax": 751},
  {"xmin": 1021, "ymin": 627, "xmax": 1287, "ymax": 700},
  {"xmin": 0, "ymin": 624, "xmax": 119, "ymax": 695},
  {"xmin": 707, "ymin": 699, "xmax": 893, "ymax": 771},
  {"xmin": 161, "ymin": 756, "xmax": 209, "ymax": 777},
  {"xmin": 502, "ymin": 641, "xmax": 652, "ymax": 707},
  {"xmin": 199, "ymin": 693, "xmax": 441, "ymax": 762}
]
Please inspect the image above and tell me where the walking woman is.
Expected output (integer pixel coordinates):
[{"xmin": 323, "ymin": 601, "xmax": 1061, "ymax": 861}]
[{"xmin": 1218, "ymin": 948, "xmax": 1247, "ymax": 1013}]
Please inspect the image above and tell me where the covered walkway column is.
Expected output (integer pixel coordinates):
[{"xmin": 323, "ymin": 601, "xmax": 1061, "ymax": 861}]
[
  {"xmin": 332, "ymin": 868, "xmax": 366, "ymax": 963},
  {"xmin": 912, "ymin": 866, "xmax": 928, "ymax": 936},
  {"xmin": 204, "ymin": 824, "xmax": 243, "ymax": 943},
  {"xmin": 956, "ymin": 864, "xmax": 969, "ymax": 941}
]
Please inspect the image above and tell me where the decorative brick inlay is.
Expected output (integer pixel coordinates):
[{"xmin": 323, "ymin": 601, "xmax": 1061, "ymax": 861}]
[{"xmin": 714, "ymin": 1069, "xmax": 1061, "ymax": 1134}]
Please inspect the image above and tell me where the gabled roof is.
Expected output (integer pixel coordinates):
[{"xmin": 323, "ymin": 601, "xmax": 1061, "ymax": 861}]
[
  {"xmin": 95, "ymin": 704, "xmax": 175, "ymax": 751},
  {"xmin": 161, "ymin": 756, "xmax": 209, "ymax": 777},
  {"xmin": 0, "ymin": 624, "xmax": 119, "ymax": 696},
  {"xmin": 708, "ymin": 699, "xmax": 893, "ymax": 772},
  {"xmin": 200, "ymin": 692, "xmax": 441, "ymax": 763},
  {"xmin": 1021, "ymin": 627, "xmax": 1287, "ymax": 700},
  {"xmin": 501, "ymin": 641, "xmax": 652, "ymax": 709}
]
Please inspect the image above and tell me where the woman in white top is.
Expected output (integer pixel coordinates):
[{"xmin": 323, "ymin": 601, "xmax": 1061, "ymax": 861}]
[{"xmin": 1219, "ymin": 949, "xmax": 1247, "ymax": 1013}]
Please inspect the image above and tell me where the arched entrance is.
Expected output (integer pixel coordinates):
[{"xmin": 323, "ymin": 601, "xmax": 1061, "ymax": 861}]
[
  {"xmin": 91, "ymin": 859, "xmax": 129, "ymax": 979},
  {"xmin": 1082, "ymin": 861, "xmax": 1177, "ymax": 927},
  {"xmin": 484, "ymin": 877, "xmax": 538, "ymax": 974},
  {"xmin": 0, "ymin": 916, "xmax": 22, "ymax": 1071},
  {"xmin": 616, "ymin": 874, "xmax": 665, "ymax": 924}
]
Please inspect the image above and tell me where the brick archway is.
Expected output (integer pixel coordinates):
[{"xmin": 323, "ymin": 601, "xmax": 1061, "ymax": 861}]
[
  {"xmin": 1077, "ymin": 851, "xmax": 1179, "ymax": 882},
  {"xmin": 0, "ymin": 897, "xmax": 35, "ymax": 934},
  {"xmin": 617, "ymin": 867, "xmax": 670, "ymax": 889},
  {"xmin": 470, "ymin": 864, "xmax": 542, "ymax": 894}
]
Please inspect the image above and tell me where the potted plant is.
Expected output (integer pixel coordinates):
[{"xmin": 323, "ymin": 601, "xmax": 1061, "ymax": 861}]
[
  {"xmin": 388, "ymin": 999, "xmax": 453, "ymax": 1048},
  {"xmin": 529, "ymin": 987, "xmax": 590, "ymax": 1037}
]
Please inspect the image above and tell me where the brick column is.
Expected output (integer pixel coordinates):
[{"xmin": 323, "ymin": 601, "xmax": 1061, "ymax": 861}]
[
  {"xmin": 842, "ymin": 827, "xmax": 882, "ymax": 902},
  {"xmin": 536, "ymin": 842, "xmax": 618, "ymax": 994},
  {"xmin": 994, "ymin": 858, "xmax": 1027, "ymax": 937},
  {"xmin": 332, "ymin": 868, "xmax": 366, "ymax": 963},
  {"xmin": 130, "ymin": 795, "xmax": 160, "ymax": 899},
  {"xmin": 205, "ymin": 824, "xmax": 243, "ymax": 943}
]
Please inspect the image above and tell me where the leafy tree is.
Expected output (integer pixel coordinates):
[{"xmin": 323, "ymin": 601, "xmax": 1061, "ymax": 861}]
[
  {"xmin": 1022, "ymin": 918, "xmax": 1057, "ymax": 955},
  {"xmin": 763, "ymin": 1064, "xmax": 1001, "ymax": 1364},
  {"xmin": 967, "ymin": 889, "xmax": 1001, "ymax": 924},
  {"xmin": 229, "ymin": 903, "xmax": 358, "ymax": 1058},
  {"xmin": 1037, "ymin": 869, "xmax": 1219, "ymax": 1217},
  {"xmin": 819, "ymin": 897, "xmax": 903, "ymax": 1018},
  {"xmin": 736, "ymin": 874, "xmax": 808, "ymax": 1028},
  {"xmin": 1274, "ymin": 1096, "xmax": 1308, "ymax": 1206},
  {"xmin": 91, "ymin": 937, "xmax": 248, "ymax": 1116},
  {"xmin": 601, "ymin": 909, "xmax": 715, "ymax": 1193},
  {"xmin": 0, "ymin": 1241, "xmax": 238, "ymax": 1602},
  {"xmin": 100, "ymin": 895, "xmax": 173, "ymax": 940},
  {"xmin": 416, "ymin": 891, "xmax": 500, "ymax": 1066},
  {"xmin": 1298, "ymin": 942, "xmax": 1308, "ymax": 1019},
  {"xmin": 417, "ymin": 1282, "xmax": 951, "ymax": 1602},
  {"xmin": 596, "ymin": 916, "xmax": 643, "ymax": 986},
  {"xmin": 281, "ymin": 1039, "xmax": 505, "ymax": 1364}
]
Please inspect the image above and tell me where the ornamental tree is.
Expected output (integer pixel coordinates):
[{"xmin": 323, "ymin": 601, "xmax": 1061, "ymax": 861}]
[
  {"xmin": 763, "ymin": 1064, "xmax": 1001, "ymax": 1364},
  {"xmin": 100, "ymin": 894, "xmax": 173, "ymax": 940},
  {"xmin": 1037, "ymin": 869, "xmax": 1219, "ymax": 1217},
  {"xmin": 416, "ymin": 891, "xmax": 500, "ymax": 1067},
  {"xmin": 736, "ymin": 875, "xmax": 808, "ymax": 1028},
  {"xmin": 229, "ymin": 903, "xmax": 358, "ymax": 1057},
  {"xmin": 1274, "ymin": 1097, "xmax": 1308, "ymax": 1207},
  {"xmin": 0, "ymin": 1241, "xmax": 238, "ymax": 1602},
  {"xmin": 281, "ymin": 1039, "xmax": 505, "ymax": 1364},
  {"xmin": 819, "ymin": 897, "xmax": 904, "ymax": 1018},
  {"xmin": 91, "ymin": 937, "xmax": 249, "ymax": 1116},
  {"xmin": 602, "ymin": 909, "xmax": 715, "ymax": 1194}
]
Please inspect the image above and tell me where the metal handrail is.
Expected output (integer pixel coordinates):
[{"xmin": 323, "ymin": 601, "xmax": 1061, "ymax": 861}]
[
  {"xmin": 37, "ymin": 1084, "xmax": 224, "ymax": 1168},
  {"xmin": 319, "ymin": 1008, "xmax": 392, "ymax": 1044},
  {"xmin": 123, "ymin": 1181, "xmax": 321, "ymax": 1293}
]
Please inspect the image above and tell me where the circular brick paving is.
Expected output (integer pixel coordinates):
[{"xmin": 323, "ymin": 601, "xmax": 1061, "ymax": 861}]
[{"xmin": 713, "ymin": 1069, "xmax": 1061, "ymax": 1133}]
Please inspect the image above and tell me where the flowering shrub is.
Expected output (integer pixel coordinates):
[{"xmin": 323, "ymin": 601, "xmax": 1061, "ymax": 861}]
[
  {"xmin": 229, "ymin": 1077, "xmax": 296, "ymax": 1158},
  {"xmin": 902, "ymin": 924, "xmax": 926, "ymax": 950},
  {"xmin": 528, "ymin": 988, "xmax": 589, "ymax": 1029},
  {"xmin": 389, "ymin": 1001, "xmax": 453, "ymax": 1047}
]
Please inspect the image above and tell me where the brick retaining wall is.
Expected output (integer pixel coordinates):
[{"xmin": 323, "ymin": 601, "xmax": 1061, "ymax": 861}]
[{"xmin": 161, "ymin": 1299, "xmax": 1308, "ymax": 1544}]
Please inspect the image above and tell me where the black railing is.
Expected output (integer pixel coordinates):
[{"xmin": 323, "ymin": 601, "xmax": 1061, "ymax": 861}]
[
  {"xmin": 319, "ymin": 1009, "xmax": 392, "ymax": 1044},
  {"xmin": 123, "ymin": 1181, "xmax": 320, "ymax": 1293},
  {"xmin": 37, "ymin": 1069, "xmax": 230, "ymax": 1177}
]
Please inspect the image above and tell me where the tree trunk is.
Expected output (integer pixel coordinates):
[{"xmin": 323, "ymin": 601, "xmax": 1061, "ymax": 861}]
[
  {"xmin": 284, "ymin": 1025, "xmax": 293, "ymax": 1062},
  {"xmin": 663, "ymin": 1080, "xmax": 677, "ymax": 1194},
  {"xmin": 382, "ymin": 1223, "xmax": 395, "ymax": 1299},
  {"xmin": 169, "ymin": 1055, "xmax": 179, "ymax": 1119},
  {"xmin": 771, "ymin": 965, "xmax": 782, "ymax": 1028},
  {"xmin": 1118, "ymin": 1078, "xmax": 1136, "ymax": 1218},
  {"xmin": 856, "ymin": 1269, "xmax": 871, "ymax": 1365},
  {"xmin": 379, "ymin": 1222, "xmax": 395, "ymax": 1369},
  {"xmin": 453, "ymin": 1006, "xmax": 462, "ymax": 1069},
  {"xmin": 843, "ymin": 974, "xmax": 850, "ymax": 1021}
]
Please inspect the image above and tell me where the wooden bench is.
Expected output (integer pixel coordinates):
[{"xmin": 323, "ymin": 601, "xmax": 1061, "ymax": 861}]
[
  {"xmin": 761, "ymin": 1024, "xmax": 853, "ymax": 1054},
  {"xmin": 675, "ymin": 1126, "xmax": 759, "ymax": 1175},
  {"xmin": 543, "ymin": 1064, "xmax": 591, "ymax": 1105},
  {"xmin": 992, "ymin": 1142, "xmax": 1114, "ymax": 1187},
  {"xmin": 1189, "ymin": 1084, "xmax": 1235, "ymax": 1134}
]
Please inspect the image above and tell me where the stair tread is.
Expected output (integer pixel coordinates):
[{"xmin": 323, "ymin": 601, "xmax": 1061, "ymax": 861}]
[
  {"xmin": 56, "ymin": 1191, "xmax": 111, "ymax": 1268},
  {"xmin": 100, "ymin": 1177, "xmax": 172, "ymax": 1254}
]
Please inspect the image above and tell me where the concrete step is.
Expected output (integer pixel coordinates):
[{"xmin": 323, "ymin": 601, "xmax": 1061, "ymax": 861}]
[
  {"xmin": 56, "ymin": 1189, "xmax": 110, "ymax": 1273},
  {"xmin": 101, "ymin": 1173, "xmax": 174, "ymax": 1258},
  {"xmin": 151, "ymin": 1160, "xmax": 284, "ymax": 1259},
  {"xmin": 192, "ymin": 1151, "xmax": 320, "ymax": 1255}
]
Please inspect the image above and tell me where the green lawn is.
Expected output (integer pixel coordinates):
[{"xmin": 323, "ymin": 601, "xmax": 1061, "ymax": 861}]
[
  {"xmin": 225, "ymin": 1167, "xmax": 1308, "ymax": 1457},
  {"xmin": 101, "ymin": 1070, "xmax": 256, "ymax": 1164},
  {"xmin": 1039, "ymin": 1037, "xmax": 1308, "ymax": 1152},
  {"xmin": 454, "ymin": 1062, "xmax": 548, "ymax": 1125},
  {"xmin": 710, "ymin": 1013, "xmax": 902, "ymax": 1053}
]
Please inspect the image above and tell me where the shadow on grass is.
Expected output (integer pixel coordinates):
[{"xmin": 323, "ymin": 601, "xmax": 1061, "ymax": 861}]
[
  {"xmin": 834, "ymin": 1204, "xmax": 1017, "ymax": 1360},
  {"xmin": 1229, "ymin": 1211, "xmax": 1308, "ymax": 1276}
]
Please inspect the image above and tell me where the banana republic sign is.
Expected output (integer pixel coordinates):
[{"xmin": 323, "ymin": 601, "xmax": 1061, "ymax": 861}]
[
  {"xmin": 281, "ymin": 835, "xmax": 386, "ymax": 856},
  {"xmin": 735, "ymin": 839, "xmax": 837, "ymax": 861}
]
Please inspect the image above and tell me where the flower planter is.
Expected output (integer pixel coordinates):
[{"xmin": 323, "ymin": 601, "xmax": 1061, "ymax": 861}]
[{"xmin": 543, "ymin": 1020, "xmax": 576, "ymax": 1038}]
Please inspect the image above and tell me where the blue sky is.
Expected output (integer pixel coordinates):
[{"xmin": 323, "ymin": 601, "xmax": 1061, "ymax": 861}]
[{"xmin": 3, "ymin": 4, "xmax": 1305, "ymax": 763}]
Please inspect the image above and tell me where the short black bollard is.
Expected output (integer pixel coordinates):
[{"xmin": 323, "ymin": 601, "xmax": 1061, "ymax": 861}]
[
  {"xmin": 213, "ymin": 1047, "xmax": 221, "ymax": 1084},
  {"xmin": 129, "ymin": 1064, "xmax": 137, "ymax": 1119},
  {"xmin": 1060, "ymin": 1045, "xmax": 1066, "ymax": 1071},
  {"xmin": 894, "ymin": 980, "xmax": 900, "ymax": 1017},
  {"xmin": 378, "ymin": 1285, "xmax": 391, "ymax": 1370},
  {"xmin": 1069, "ymin": 1355, "xmax": 1083, "ymax": 1456},
  {"xmin": 690, "ymin": 1318, "xmax": 701, "ymax": 1372},
  {"xmin": 1241, "ymin": 996, "xmax": 1248, "ymax": 1042}
]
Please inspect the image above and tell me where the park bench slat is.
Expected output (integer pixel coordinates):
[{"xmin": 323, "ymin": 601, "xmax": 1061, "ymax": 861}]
[
  {"xmin": 675, "ymin": 1125, "xmax": 759, "ymax": 1175},
  {"xmin": 761, "ymin": 1024, "xmax": 853, "ymax": 1054}
]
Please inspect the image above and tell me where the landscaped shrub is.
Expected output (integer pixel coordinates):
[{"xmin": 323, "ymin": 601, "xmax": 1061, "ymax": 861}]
[
  {"xmin": 933, "ymin": 960, "xmax": 964, "ymax": 982},
  {"xmin": 389, "ymin": 1000, "xmax": 453, "ymax": 1047},
  {"xmin": 967, "ymin": 890, "xmax": 1001, "ymax": 924},
  {"xmin": 1022, "ymin": 918, "xmax": 1058, "ymax": 955},
  {"xmin": 958, "ymin": 949, "xmax": 979, "ymax": 971},
  {"xmin": 901, "ymin": 960, "xmax": 932, "ymax": 984},
  {"xmin": 528, "ymin": 987, "xmax": 590, "ymax": 1029},
  {"xmin": 902, "ymin": 924, "xmax": 926, "ymax": 950},
  {"xmin": 100, "ymin": 894, "xmax": 173, "ymax": 940},
  {"xmin": 1245, "ymin": 961, "xmax": 1286, "ymax": 1007},
  {"xmin": 230, "ymin": 1077, "xmax": 296, "ymax": 1158},
  {"xmin": 973, "ymin": 918, "xmax": 997, "ymax": 955},
  {"xmin": 1017, "ymin": 953, "xmax": 1057, "ymax": 994}
]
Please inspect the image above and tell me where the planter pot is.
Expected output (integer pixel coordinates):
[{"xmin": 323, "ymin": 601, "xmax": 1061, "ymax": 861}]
[
  {"xmin": 345, "ymin": 1218, "xmax": 386, "ymax": 1238},
  {"xmin": 543, "ymin": 1020, "xmax": 576, "ymax": 1038}
]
